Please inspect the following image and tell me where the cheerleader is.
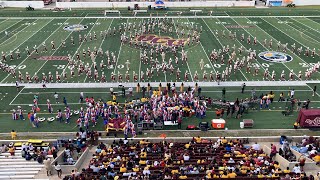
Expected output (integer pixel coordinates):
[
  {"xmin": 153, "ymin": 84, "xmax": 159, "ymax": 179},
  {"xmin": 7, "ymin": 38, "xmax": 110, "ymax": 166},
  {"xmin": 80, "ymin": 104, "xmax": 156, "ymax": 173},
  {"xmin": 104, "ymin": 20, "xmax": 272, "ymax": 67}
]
[
  {"xmin": 65, "ymin": 111, "xmax": 70, "ymax": 124},
  {"xmin": 57, "ymin": 109, "xmax": 63, "ymax": 123}
]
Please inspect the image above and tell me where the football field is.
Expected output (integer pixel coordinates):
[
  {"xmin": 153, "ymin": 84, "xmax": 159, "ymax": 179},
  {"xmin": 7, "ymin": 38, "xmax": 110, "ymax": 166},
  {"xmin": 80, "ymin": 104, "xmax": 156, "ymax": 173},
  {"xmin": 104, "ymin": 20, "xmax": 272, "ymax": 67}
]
[
  {"xmin": 1, "ymin": 15, "xmax": 320, "ymax": 83},
  {"xmin": 0, "ymin": 8, "xmax": 320, "ymax": 133}
]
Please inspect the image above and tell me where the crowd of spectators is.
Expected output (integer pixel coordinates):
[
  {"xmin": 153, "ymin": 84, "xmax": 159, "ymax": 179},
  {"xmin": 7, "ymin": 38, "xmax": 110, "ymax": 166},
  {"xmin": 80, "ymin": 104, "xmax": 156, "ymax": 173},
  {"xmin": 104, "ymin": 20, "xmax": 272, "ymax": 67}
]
[
  {"xmin": 63, "ymin": 137, "xmax": 317, "ymax": 180},
  {"xmin": 295, "ymin": 136, "xmax": 320, "ymax": 165}
]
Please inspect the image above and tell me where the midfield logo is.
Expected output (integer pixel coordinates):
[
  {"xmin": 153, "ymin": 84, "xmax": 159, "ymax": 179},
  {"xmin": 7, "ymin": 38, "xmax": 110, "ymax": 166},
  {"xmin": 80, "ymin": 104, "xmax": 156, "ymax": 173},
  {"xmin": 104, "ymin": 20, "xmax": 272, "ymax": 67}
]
[{"xmin": 132, "ymin": 34, "xmax": 187, "ymax": 47}]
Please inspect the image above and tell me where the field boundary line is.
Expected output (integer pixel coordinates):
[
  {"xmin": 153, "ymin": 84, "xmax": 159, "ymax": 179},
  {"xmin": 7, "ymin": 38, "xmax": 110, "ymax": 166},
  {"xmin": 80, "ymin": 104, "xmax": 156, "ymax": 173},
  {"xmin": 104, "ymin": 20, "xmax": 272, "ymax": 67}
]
[
  {"xmin": 3, "ymin": 16, "xmax": 320, "ymax": 20},
  {"xmin": 291, "ymin": 17, "xmax": 320, "ymax": 34},
  {"xmin": 9, "ymin": 87, "xmax": 25, "ymax": 106},
  {"xmin": 17, "ymin": 89, "xmax": 314, "ymax": 95},
  {"xmin": 0, "ymin": 19, "xmax": 23, "ymax": 38},
  {"xmin": 0, "ymin": 20, "xmax": 40, "ymax": 50},
  {"xmin": 0, "ymin": 19, "xmax": 54, "ymax": 83},
  {"xmin": 0, "ymin": 81, "xmax": 317, "ymax": 88}
]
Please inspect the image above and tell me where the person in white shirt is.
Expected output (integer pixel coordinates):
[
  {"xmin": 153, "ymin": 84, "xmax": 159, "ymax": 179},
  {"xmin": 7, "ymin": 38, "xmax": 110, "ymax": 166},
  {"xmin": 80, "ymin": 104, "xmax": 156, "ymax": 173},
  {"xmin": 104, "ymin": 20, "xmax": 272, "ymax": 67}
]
[
  {"xmin": 67, "ymin": 156, "xmax": 74, "ymax": 165},
  {"xmin": 292, "ymin": 164, "xmax": 301, "ymax": 174},
  {"xmin": 54, "ymin": 162, "xmax": 62, "ymax": 178},
  {"xmin": 252, "ymin": 142, "xmax": 261, "ymax": 151},
  {"xmin": 54, "ymin": 92, "xmax": 59, "ymax": 103},
  {"xmin": 142, "ymin": 167, "xmax": 150, "ymax": 176},
  {"xmin": 183, "ymin": 153, "xmax": 190, "ymax": 161}
]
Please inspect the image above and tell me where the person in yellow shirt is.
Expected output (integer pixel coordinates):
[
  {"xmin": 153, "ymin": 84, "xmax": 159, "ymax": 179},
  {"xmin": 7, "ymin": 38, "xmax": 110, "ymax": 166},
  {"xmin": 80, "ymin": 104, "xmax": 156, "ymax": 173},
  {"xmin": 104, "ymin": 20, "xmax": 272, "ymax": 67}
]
[
  {"xmin": 195, "ymin": 136, "xmax": 202, "ymax": 143},
  {"xmin": 184, "ymin": 142, "xmax": 190, "ymax": 149},
  {"xmin": 272, "ymin": 173, "xmax": 279, "ymax": 178},
  {"xmin": 257, "ymin": 172, "xmax": 265, "ymax": 178},
  {"xmin": 180, "ymin": 83, "xmax": 184, "ymax": 92},
  {"xmin": 179, "ymin": 173, "xmax": 187, "ymax": 179},
  {"xmin": 139, "ymin": 160, "xmax": 146, "ymax": 165},
  {"xmin": 171, "ymin": 169, "xmax": 179, "ymax": 175},
  {"xmin": 140, "ymin": 151, "xmax": 147, "ymax": 158},
  {"xmin": 228, "ymin": 170, "xmax": 237, "ymax": 178},
  {"xmin": 283, "ymin": 167, "xmax": 291, "ymax": 174},
  {"xmin": 221, "ymin": 137, "xmax": 228, "ymax": 145},
  {"xmin": 112, "ymin": 94, "xmax": 116, "ymax": 102},
  {"xmin": 11, "ymin": 130, "xmax": 17, "ymax": 140},
  {"xmin": 220, "ymin": 171, "xmax": 229, "ymax": 178},
  {"xmin": 313, "ymin": 154, "xmax": 320, "ymax": 163},
  {"xmin": 132, "ymin": 165, "xmax": 140, "ymax": 172},
  {"xmin": 119, "ymin": 164, "xmax": 127, "ymax": 173}
]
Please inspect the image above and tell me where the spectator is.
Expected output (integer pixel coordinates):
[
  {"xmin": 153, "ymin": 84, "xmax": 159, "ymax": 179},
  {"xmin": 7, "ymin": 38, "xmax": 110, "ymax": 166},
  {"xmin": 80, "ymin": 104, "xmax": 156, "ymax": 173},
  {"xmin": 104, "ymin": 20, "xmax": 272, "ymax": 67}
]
[
  {"xmin": 252, "ymin": 142, "xmax": 260, "ymax": 151},
  {"xmin": 292, "ymin": 164, "xmax": 301, "ymax": 174},
  {"xmin": 11, "ymin": 130, "xmax": 17, "ymax": 140},
  {"xmin": 44, "ymin": 158, "xmax": 52, "ymax": 176}
]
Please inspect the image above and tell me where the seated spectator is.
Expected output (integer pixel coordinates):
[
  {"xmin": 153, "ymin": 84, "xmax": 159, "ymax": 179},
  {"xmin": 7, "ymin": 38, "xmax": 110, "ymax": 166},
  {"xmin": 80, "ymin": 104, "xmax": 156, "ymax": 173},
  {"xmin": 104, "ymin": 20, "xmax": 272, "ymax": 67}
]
[
  {"xmin": 67, "ymin": 155, "xmax": 74, "ymax": 165},
  {"xmin": 142, "ymin": 167, "xmax": 150, "ymax": 176},
  {"xmin": 183, "ymin": 153, "xmax": 190, "ymax": 161},
  {"xmin": 292, "ymin": 164, "xmax": 301, "ymax": 174},
  {"xmin": 252, "ymin": 142, "xmax": 260, "ymax": 151}
]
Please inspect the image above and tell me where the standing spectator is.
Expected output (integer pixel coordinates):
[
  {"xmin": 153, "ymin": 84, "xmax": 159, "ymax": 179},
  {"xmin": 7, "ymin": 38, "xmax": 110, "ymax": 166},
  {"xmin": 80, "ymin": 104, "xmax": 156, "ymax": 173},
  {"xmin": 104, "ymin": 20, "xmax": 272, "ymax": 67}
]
[
  {"xmin": 313, "ymin": 85, "xmax": 317, "ymax": 96},
  {"xmin": 306, "ymin": 99, "xmax": 310, "ymax": 109},
  {"xmin": 198, "ymin": 86, "xmax": 202, "ymax": 97},
  {"xmin": 11, "ymin": 130, "xmax": 17, "ymax": 140},
  {"xmin": 241, "ymin": 83, "xmax": 246, "ymax": 93},
  {"xmin": 54, "ymin": 162, "xmax": 62, "ymax": 178},
  {"xmin": 128, "ymin": 87, "xmax": 133, "ymax": 97},
  {"xmin": 290, "ymin": 89, "xmax": 295, "ymax": 98},
  {"xmin": 177, "ymin": 116, "xmax": 182, "ymax": 129},
  {"xmin": 299, "ymin": 156, "xmax": 306, "ymax": 172},
  {"xmin": 142, "ymin": 86, "xmax": 146, "ymax": 98},
  {"xmin": 270, "ymin": 144, "xmax": 277, "ymax": 160},
  {"xmin": 122, "ymin": 86, "xmax": 125, "ymax": 97},
  {"xmin": 222, "ymin": 88, "xmax": 226, "ymax": 101},
  {"xmin": 15, "ymin": 81, "xmax": 20, "ymax": 92},
  {"xmin": 180, "ymin": 83, "xmax": 184, "ymax": 92},
  {"xmin": 54, "ymin": 92, "xmax": 59, "ymax": 104},
  {"xmin": 110, "ymin": 87, "xmax": 114, "ymax": 96},
  {"xmin": 136, "ymin": 83, "xmax": 140, "ymax": 93},
  {"xmin": 44, "ymin": 158, "xmax": 52, "ymax": 176},
  {"xmin": 79, "ymin": 92, "xmax": 84, "ymax": 103},
  {"xmin": 63, "ymin": 97, "xmax": 67, "ymax": 106},
  {"xmin": 251, "ymin": 88, "xmax": 256, "ymax": 99},
  {"xmin": 278, "ymin": 92, "xmax": 285, "ymax": 102}
]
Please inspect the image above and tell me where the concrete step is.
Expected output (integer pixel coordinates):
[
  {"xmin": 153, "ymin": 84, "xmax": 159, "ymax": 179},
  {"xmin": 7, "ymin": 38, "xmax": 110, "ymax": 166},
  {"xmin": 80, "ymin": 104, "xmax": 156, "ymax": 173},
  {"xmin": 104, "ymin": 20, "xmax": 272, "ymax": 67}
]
[
  {"xmin": 0, "ymin": 171, "xmax": 39, "ymax": 175},
  {"xmin": 0, "ymin": 165, "xmax": 44, "ymax": 168},
  {"xmin": 0, "ymin": 168, "xmax": 42, "ymax": 172},
  {"xmin": 0, "ymin": 159, "xmax": 28, "ymax": 162},
  {"xmin": 0, "ymin": 153, "xmax": 22, "ymax": 156},
  {"xmin": 0, "ymin": 175, "xmax": 35, "ymax": 179},
  {"xmin": 0, "ymin": 156, "xmax": 24, "ymax": 159},
  {"xmin": 0, "ymin": 161, "xmax": 40, "ymax": 165}
]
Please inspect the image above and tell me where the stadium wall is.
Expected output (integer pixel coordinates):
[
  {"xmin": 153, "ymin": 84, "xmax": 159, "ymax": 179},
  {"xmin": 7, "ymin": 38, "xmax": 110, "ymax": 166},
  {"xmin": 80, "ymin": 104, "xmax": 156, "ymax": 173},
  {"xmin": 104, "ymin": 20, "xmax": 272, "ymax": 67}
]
[
  {"xmin": 293, "ymin": 0, "xmax": 320, "ymax": 6},
  {"xmin": 0, "ymin": 1, "xmax": 44, "ymax": 8},
  {"xmin": 56, "ymin": 1, "xmax": 255, "ymax": 8}
]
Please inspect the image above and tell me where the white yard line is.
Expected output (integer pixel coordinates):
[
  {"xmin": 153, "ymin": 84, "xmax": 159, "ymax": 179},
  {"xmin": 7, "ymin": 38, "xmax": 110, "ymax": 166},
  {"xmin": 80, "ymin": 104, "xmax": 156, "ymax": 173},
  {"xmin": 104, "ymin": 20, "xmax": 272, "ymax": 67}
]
[
  {"xmin": 0, "ymin": 19, "xmax": 23, "ymax": 35},
  {"xmin": 306, "ymin": 84, "xmax": 320, "ymax": 98},
  {"xmin": 262, "ymin": 18, "xmax": 317, "ymax": 67},
  {"xmin": 186, "ymin": 18, "xmax": 217, "ymax": 75},
  {"xmin": 9, "ymin": 87, "xmax": 25, "ymax": 106},
  {"xmin": 32, "ymin": 19, "xmax": 71, "ymax": 79},
  {"xmin": 219, "ymin": 18, "xmax": 267, "ymax": 74},
  {"xmin": 173, "ymin": 19, "xmax": 194, "ymax": 82},
  {"xmin": 0, "ymin": 19, "xmax": 54, "ymax": 83},
  {"xmin": 291, "ymin": 17, "xmax": 320, "ymax": 34},
  {"xmin": 242, "ymin": 17, "xmax": 302, "ymax": 78},
  {"xmin": 0, "ymin": 20, "xmax": 42, "ymax": 50},
  {"xmin": 204, "ymin": 17, "xmax": 249, "ymax": 81},
  {"xmin": 83, "ymin": 18, "xmax": 114, "ymax": 83},
  {"xmin": 59, "ymin": 18, "xmax": 99, "ymax": 79},
  {"xmin": 113, "ymin": 18, "xmax": 128, "ymax": 75}
]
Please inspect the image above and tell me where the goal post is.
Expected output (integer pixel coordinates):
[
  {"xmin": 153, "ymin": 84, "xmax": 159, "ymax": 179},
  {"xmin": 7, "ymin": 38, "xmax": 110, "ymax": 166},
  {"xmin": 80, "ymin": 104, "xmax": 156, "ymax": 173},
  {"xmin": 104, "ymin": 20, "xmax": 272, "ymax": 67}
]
[{"xmin": 104, "ymin": 10, "xmax": 120, "ymax": 17}]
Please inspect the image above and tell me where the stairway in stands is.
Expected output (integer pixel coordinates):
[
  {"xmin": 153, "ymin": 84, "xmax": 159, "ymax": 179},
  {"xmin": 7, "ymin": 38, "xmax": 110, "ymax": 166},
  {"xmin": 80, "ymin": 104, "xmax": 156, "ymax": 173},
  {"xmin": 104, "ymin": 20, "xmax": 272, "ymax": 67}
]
[{"xmin": 0, "ymin": 147, "xmax": 48, "ymax": 180}]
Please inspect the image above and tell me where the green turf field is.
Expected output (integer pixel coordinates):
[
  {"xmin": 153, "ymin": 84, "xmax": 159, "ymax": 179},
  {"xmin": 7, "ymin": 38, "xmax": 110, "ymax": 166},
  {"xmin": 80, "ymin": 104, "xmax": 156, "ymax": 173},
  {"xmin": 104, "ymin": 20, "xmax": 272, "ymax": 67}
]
[{"xmin": 0, "ymin": 8, "xmax": 320, "ymax": 133}]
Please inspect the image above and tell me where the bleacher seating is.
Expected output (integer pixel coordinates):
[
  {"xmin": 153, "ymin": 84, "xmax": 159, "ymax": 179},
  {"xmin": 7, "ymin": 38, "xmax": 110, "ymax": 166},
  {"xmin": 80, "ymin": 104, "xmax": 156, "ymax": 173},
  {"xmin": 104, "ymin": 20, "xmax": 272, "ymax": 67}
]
[
  {"xmin": 0, "ymin": 146, "xmax": 49, "ymax": 179},
  {"xmin": 64, "ymin": 137, "xmax": 306, "ymax": 180}
]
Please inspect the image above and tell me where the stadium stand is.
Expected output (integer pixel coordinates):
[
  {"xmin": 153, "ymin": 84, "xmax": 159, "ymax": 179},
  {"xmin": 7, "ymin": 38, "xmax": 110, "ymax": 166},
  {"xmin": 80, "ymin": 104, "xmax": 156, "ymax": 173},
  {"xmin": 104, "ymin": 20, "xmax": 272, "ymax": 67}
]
[
  {"xmin": 63, "ymin": 137, "xmax": 316, "ymax": 180},
  {"xmin": 0, "ymin": 141, "xmax": 52, "ymax": 180}
]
